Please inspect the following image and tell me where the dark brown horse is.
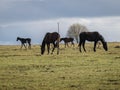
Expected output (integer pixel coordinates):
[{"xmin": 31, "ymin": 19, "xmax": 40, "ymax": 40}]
[
  {"xmin": 16, "ymin": 37, "xmax": 31, "ymax": 49},
  {"xmin": 60, "ymin": 37, "xmax": 74, "ymax": 47},
  {"xmin": 41, "ymin": 32, "xmax": 60, "ymax": 55},
  {"xmin": 79, "ymin": 31, "xmax": 108, "ymax": 52}
]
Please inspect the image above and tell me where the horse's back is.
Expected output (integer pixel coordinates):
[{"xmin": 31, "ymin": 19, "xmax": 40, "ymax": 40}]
[
  {"xmin": 52, "ymin": 32, "xmax": 60, "ymax": 39},
  {"xmin": 26, "ymin": 38, "xmax": 31, "ymax": 41},
  {"xmin": 69, "ymin": 37, "xmax": 74, "ymax": 41},
  {"xmin": 79, "ymin": 31, "xmax": 100, "ymax": 41},
  {"xmin": 26, "ymin": 38, "xmax": 31, "ymax": 44},
  {"xmin": 60, "ymin": 37, "xmax": 74, "ymax": 42},
  {"xmin": 43, "ymin": 32, "xmax": 60, "ymax": 43},
  {"xmin": 80, "ymin": 31, "xmax": 99, "ymax": 36}
]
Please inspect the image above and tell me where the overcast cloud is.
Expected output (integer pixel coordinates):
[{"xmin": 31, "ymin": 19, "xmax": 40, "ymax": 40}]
[{"xmin": 0, "ymin": 0, "xmax": 120, "ymax": 44}]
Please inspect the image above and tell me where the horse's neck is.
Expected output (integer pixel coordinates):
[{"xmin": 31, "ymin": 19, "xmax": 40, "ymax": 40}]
[
  {"xmin": 60, "ymin": 39, "xmax": 64, "ymax": 42},
  {"xmin": 100, "ymin": 38, "xmax": 106, "ymax": 45},
  {"xmin": 99, "ymin": 35, "xmax": 105, "ymax": 43},
  {"xmin": 19, "ymin": 38, "xmax": 22, "ymax": 42},
  {"xmin": 41, "ymin": 41, "xmax": 46, "ymax": 47},
  {"xmin": 17, "ymin": 38, "xmax": 20, "ymax": 41}
]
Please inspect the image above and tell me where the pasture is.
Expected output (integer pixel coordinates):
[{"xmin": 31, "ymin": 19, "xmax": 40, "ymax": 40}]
[{"xmin": 0, "ymin": 42, "xmax": 120, "ymax": 90}]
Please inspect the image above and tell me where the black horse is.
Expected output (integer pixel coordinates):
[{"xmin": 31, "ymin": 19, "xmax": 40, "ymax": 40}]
[
  {"xmin": 16, "ymin": 37, "xmax": 31, "ymax": 49},
  {"xmin": 60, "ymin": 37, "xmax": 74, "ymax": 47},
  {"xmin": 79, "ymin": 31, "xmax": 108, "ymax": 52},
  {"xmin": 41, "ymin": 32, "xmax": 60, "ymax": 55}
]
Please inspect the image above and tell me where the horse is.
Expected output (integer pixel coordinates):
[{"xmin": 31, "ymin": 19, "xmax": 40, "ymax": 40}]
[
  {"xmin": 78, "ymin": 31, "xmax": 108, "ymax": 52},
  {"xmin": 60, "ymin": 37, "xmax": 74, "ymax": 47},
  {"xmin": 41, "ymin": 32, "xmax": 60, "ymax": 55},
  {"xmin": 16, "ymin": 37, "xmax": 31, "ymax": 49}
]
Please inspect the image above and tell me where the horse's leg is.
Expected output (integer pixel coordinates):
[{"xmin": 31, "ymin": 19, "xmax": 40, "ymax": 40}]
[
  {"xmin": 56, "ymin": 41, "xmax": 59, "ymax": 55},
  {"xmin": 83, "ymin": 41, "xmax": 86, "ymax": 52},
  {"xmin": 79, "ymin": 42, "xmax": 82, "ymax": 52},
  {"xmin": 47, "ymin": 44, "xmax": 50, "ymax": 54},
  {"xmin": 28, "ymin": 43, "xmax": 29, "ymax": 49},
  {"xmin": 23, "ymin": 43, "xmax": 27, "ymax": 49},
  {"xmin": 30, "ymin": 43, "xmax": 31, "ymax": 49},
  {"xmin": 28, "ymin": 40, "xmax": 31, "ymax": 49},
  {"xmin": 51, "ymin": 43, "xmax": 55, "ymax": 54},
  {"xmin": 28, "ymin": 42, "xmax": 31, "ymax": 49},
  {"xmin": 67, "ymin": 43, "xmax": 69, "ymax": 47},
  {"xmin": 71, "ymin": 41, "xmax": 74, "ymax": 47},
  {"xmin": 93, "ymin": 41, "xmax": 97, "ymax": 52},
  {"xmin": 65, "ymin": 43, "xmax": 67, "ymax": 48},
  {"xmin": 26, "ymin": 43, "xmax": 28, "ymax": 49},
  {"xmin": 20, "ymin": 44, "xmax": 23, "ymax": 49}
]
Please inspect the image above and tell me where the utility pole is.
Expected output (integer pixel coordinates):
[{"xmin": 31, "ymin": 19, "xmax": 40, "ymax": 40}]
[{"xmin": 57, "ymin": 22, "xmax": 59, "ymax": 34}]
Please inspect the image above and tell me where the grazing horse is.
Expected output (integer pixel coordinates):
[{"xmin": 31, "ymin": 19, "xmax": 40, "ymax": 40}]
[
  {"xmin": 79, "ymin": 31, "xmax": 108, "ymax": 52},
  {"xmin": 16, "ymin": 37, "xmax": 31, "ymax": 49},
  {"xmin": 41, "ymin": 32, "xmax": 60, "ymax": 55},
  {"xmin": 60, "ymin": 37, "xmax": 74, "ymax": 47}
]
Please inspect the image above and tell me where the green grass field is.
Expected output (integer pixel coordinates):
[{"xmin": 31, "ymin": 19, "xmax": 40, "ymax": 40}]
[{"xmin": 0, "ymin": 42, "xmax": 120, "ymax": 90}]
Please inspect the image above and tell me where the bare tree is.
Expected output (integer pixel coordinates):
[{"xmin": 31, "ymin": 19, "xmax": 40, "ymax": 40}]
[{"xmin": 67, "ymin": 23, "xmax": 88, "ymax": 43}]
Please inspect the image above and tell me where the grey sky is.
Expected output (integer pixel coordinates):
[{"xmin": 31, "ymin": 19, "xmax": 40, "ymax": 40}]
[
  {"xmin": 0, "ymin": 0, "xmax": 120, "ymax": 44},
  {"xmin": 0, "ymin": 0, "xmax": 120, "ymax": 24}
]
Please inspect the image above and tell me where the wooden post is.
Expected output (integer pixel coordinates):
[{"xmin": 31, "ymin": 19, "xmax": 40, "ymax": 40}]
[{"xmin": 57, "ymin": 22, "xmax": 59, "ymax": 34}]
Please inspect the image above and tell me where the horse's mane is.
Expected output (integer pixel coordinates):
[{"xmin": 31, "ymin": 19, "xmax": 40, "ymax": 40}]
[{"xmin": 99, "ymin": 34, "xmax": 105, "ymax": 42}]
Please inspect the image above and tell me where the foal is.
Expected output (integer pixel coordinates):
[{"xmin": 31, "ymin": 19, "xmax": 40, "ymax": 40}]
[
  {"xmin": 16, "ymin": 37, "xmax": 31, "ymax": 49},
  {"xmin": 60, "ymin": 37, "xmax": 74, "ymax": 48}
]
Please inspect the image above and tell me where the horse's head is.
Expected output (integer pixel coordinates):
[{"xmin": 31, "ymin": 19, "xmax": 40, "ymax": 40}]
[
  {"xmin": 41, "ymin": 42, "xmax": 45, "ymax": 55},
  {"xmin": 99, "ymin": 34, "xmax": 108, "ymax": 51},
  {"xmin": 16, "ymin": 37, "xmax": 20, "ymax": 41},
  {"xmin": 103, "ymin": 42, "xmax": 108, "ymax": 51},
  {"xmin": 41, "ymin": 46, "xmax": 45, "ymax": 55}
]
